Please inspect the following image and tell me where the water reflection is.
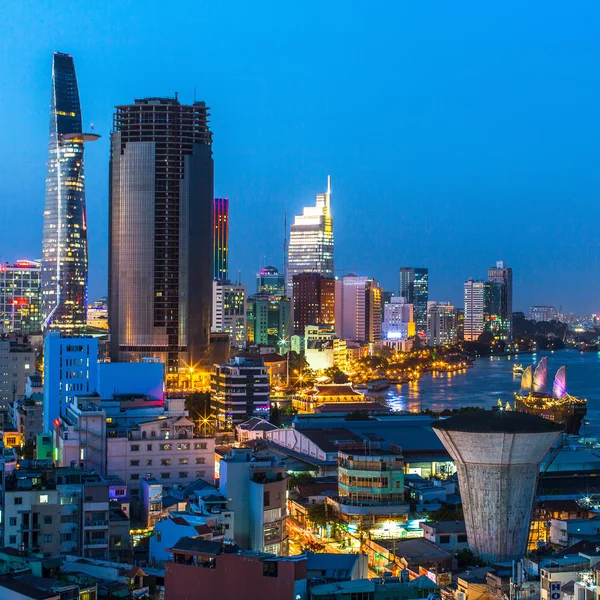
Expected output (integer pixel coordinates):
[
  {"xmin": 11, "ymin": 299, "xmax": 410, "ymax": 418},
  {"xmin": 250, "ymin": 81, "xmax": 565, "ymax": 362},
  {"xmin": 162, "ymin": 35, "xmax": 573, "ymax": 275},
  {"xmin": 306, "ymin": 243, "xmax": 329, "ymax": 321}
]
[{"xmin": 376, "ymin": 350, "xmax": 600, "ymax": 433}]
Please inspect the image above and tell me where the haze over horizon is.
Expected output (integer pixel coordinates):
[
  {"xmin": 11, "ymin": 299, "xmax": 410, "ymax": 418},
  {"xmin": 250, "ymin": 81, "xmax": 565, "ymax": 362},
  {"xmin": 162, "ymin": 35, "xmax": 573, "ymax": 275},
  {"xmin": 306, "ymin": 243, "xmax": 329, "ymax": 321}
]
[{"xmin": 1, "ymin": 1, "xmax": 599, "ymax": 314}]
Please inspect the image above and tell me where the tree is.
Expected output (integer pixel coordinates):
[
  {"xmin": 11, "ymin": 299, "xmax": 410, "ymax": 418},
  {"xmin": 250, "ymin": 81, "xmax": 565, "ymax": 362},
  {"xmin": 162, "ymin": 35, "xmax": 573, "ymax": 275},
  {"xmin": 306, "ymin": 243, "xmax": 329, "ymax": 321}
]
[
  {"xmin": 324, "ymin": 367, "xmax": 349, "ymax": 384},
  {"xmin": 456, "ymin": 548, "xmax": 481, "ymax": 568},
  {"xmin": 270, "ymin": 403, "xmax": 282, "ymax": 427},
  {"xmin": 307, "ymin": 502, "xmax": 343, "ymax": 529},
  {"xmin": 287, "ymin": 472, "xmax": 316, "ymax": 490},
  {"xmin": 287, "ymin": 351, "xmax": 309, "ymax": 374}
]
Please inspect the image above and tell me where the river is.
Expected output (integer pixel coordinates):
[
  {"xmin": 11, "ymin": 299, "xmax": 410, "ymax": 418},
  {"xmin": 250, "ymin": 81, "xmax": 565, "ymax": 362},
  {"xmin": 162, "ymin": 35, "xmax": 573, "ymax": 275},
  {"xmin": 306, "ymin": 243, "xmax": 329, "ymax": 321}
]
[{"xmin": 376, "ymin": 350, "xmax": 600, "ymax": 434}]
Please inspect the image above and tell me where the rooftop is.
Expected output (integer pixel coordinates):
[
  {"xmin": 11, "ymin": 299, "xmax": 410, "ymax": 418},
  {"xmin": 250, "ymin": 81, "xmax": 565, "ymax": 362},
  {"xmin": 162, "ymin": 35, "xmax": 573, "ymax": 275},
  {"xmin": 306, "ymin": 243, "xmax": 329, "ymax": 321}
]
[
  {"xmin": 432, "ymin": 409, "xmax": 564, "ymax": 434},
  {"xmin": 422, "ymin": 520, "xmax": 466, "ymax": 534},
  {"xmin": 312, "ymin": 384, "xmax": 363, "ymax": 397}
]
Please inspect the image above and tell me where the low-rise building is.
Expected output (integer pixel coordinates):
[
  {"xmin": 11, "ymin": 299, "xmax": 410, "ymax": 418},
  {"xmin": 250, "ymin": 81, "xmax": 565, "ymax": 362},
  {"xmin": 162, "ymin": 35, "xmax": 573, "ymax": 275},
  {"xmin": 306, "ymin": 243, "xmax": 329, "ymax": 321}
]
[
  {"xmin": 220, "ymin": 448, "xmax": 287, "ymax": 555},
  {"xmin": 422, "ymin": 521, "xmax": 468, "ymax": 552},
  {"xmin": 165, "ymin": 538, "xmax": 307, "ymax": 600},
  {"xmin": 3, "ymin": 463, "xmax": 122, "ymax": 560},
  {"xmin": 0, "ymin": 336, "xmax": 36, "ymax": 414},
  {"xmin": 236, "ymin": 416, "xmax": 279, "ymax": 443}
]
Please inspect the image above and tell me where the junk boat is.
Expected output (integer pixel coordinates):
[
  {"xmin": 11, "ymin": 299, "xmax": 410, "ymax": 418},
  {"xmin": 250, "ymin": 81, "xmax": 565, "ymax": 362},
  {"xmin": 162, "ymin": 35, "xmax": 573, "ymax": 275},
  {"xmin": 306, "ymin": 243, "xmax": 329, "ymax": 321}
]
[{"xmin": 514, "ymin": 357, "xmax": 587, "ymax": 435}]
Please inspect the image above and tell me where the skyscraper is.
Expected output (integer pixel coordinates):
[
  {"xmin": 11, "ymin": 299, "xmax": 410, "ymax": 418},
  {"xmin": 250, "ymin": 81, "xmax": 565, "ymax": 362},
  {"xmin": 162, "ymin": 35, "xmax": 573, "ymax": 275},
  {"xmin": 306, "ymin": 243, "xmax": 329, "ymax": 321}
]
[
  {"xmin": 286, "ymin": 177, "xmax": 334, "ymax": 297},
  {"xmin": 464, "ymin": 279, "xmax": 485, "ymax": 341},
  {"xmin": 292, "ymin": 273, "xmax": 335, "ymax": 336},
  {"xmin": 0, "ymin": 261, "xmax": 42, "ymax": 334},
  {"xmin": 42, "ymin": 52, "xmax": 99, "ymax": 332},
  {"xmin": 213, "ymin": 198, "xmax": 229, "ymax": 281},
  {"xmin": 382, "ymin": 297, "xmax": 415, "ymax": 341},
  {"xmin": 109, "ymin": 97, "xmax": 214, "ymax": 378},
  {"xmin": 257, "ymin": 266, "xmax": 286, "ymax": 297},
  {"xmin": 427, "ymin": 302, "xmax": 457, "ymax": 346},
  {"xmin": 398, "ymin": 267, "xmax": 428, "ymax": 336},
  {"xmin": 335, "ymin": 275, "xmax": 382, "ymax": 343},
  {"xmin": 488, "ymin": 260, "xmax": 513, "ymax": 341}
]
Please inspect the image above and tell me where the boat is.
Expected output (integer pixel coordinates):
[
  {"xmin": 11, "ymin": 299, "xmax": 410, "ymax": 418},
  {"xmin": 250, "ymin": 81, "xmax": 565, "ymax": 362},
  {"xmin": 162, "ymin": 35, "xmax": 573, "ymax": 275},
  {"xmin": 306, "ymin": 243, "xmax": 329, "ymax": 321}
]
[
  {"xmin": 514, "ymin": 358, "xmax": 587, "ymax": 435},
  {"xmin": 367, "ymin": 379, "xmax": 391, "ymax": 392},
  {"xmin": 512, "ymin": 364, "xmax": 524, "ymax": 375}
]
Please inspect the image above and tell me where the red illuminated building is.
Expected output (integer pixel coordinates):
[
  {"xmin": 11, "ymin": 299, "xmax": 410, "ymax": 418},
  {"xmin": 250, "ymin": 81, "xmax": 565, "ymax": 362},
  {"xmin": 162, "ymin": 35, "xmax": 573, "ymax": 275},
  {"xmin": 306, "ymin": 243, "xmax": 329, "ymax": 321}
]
[{"xmin": 292, "ymin": 273, "xmax": 335, "ymax": 336}]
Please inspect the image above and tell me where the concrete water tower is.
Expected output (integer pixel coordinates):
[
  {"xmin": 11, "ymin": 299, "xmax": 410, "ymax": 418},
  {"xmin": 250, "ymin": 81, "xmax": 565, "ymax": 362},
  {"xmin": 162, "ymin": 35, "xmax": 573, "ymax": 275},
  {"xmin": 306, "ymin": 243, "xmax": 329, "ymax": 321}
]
[{"xmin": 432, "ymin": 409, "xmax": 562, "ymax": 563}]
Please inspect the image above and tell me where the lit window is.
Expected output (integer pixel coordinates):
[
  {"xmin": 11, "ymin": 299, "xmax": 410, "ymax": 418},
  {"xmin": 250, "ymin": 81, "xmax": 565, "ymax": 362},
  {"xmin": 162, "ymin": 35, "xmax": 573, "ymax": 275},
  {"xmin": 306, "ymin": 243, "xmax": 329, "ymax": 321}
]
[{"xmin": 40, "ymin": 494, "xmax": 49, "ymax": 504}]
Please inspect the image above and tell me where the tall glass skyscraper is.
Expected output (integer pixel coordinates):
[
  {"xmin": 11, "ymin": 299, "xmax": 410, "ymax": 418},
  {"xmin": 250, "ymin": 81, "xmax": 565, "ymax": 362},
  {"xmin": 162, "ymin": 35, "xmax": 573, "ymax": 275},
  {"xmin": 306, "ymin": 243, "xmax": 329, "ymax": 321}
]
[
  {"xmin": 398, "ymin": 267, "xmax": 428, "ymax": 336},
  {"xmin": 42, "ymin": 52, "xmax": 98, "ymax": 331},
  {"xmin": 286, "ymin": 177, "xmax": 334, "ymax": 297},
  {"xmin": 487, "ymin": 260, "xmax": 513, "ymax": 341},
  {"xmin": 109, "ymin": 97, "xmax": 214, "ymax": 378},
  {"xmin": 213, "ymin": 198, "xmax": 229, "ymax": 281}
]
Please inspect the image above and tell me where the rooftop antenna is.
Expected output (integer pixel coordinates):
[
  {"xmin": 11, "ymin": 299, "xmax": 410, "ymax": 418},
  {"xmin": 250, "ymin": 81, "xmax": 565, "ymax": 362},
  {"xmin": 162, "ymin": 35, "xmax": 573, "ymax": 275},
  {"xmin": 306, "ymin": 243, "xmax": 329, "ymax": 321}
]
[
  {"xmin": 174, "ymin": 91, "xmax": 179, "ymax": 102},
  {"xmin": 194, "ymin": 86, "xmax": 197, "ymax": 103},
  {"xmin": 237, "ymin": 270, "xmax": 241, "ymax": 286}
]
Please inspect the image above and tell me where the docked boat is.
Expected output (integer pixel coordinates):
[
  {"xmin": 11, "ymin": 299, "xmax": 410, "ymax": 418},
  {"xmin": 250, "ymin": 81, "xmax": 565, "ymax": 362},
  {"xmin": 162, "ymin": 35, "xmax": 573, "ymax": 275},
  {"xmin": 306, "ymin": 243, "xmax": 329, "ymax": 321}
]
[
  {"xmin": 512, "ymin": 364, "xmax": 524, "ymax": 375},
  {"xmin": 513, "ymin": 357, "xmax": 587, "ymax": 435},
  {"xmin": 367, "ymin": 379, "xmax": 391, "ymax": 392}
]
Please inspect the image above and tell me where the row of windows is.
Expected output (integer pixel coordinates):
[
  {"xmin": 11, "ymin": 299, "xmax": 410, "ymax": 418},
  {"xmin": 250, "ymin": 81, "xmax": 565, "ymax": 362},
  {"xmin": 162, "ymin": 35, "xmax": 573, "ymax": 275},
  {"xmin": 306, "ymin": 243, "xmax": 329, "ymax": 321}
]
[
  {"xmin": 130, "ymin": 457, "xmax": 204, "ymax": 467},
  {"xmin": 130, "ymin": 471, "xmax": 205, "ymax": 481},
  {"xmin": 130, "ymin": 442, "xmax": 207, "ymax": 452}
]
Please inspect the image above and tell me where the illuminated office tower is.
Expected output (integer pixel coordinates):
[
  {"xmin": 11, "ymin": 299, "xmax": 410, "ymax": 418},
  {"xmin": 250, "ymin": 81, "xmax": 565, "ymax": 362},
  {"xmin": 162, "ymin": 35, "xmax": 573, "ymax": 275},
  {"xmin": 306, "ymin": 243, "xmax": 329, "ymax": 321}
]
[
  {"xmin": 212, "ymin": 280, "xmax": 246, "ymax": 347},
  {"xmin": 257, "ymin": 266, "xmax": 286, "ymax": 298},
  {"xmin": 382, "ymin": 297, "xmax": 415, "ymax": 341},
  {"xmin": 42, "ymin": 52, "xmax": 99, "ymax": 332},
  {"xmin": 213, "ymin": 198, "xmax": 229, "ymax": 281},
  {"xmin": 335, "ymin": 275, "xmax": 382, "ymax": 343},
  {"xmin": 0, "ymin": 261, "xmax": 42, "ymax": 334},
  {"xmin": 427, "ymin": 302, "xmax": 457, "ymax": 346},
  {"xmin": 464, "ymin": 279, "xmax": 486, "ymax": 341},
  {"xmin": 488, "ymin": 260, "xmax": 513, "ymax": 341},
  {"xmin": 109, "ymin": 97, "xmax": 214, "ymax": 377},
  {"xmin": 292, "ymin": 273, "xmax": 335, "ymax": 336},
  {"xmin": 286, "ymin": 177, "xmax": 334, "ymax": 297},
  {"xmin": 398, "ymin": 267, "xmax": 428, "ymax": 336}
]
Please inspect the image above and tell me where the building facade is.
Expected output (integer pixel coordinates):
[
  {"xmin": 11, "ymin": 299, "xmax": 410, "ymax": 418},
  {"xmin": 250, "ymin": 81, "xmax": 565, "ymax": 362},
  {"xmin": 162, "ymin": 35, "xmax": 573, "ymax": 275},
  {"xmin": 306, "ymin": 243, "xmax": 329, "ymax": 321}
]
[
  {"xmin": 335, "ymin": 275, "xmax": 382, "ymax": 343},
  {"xmin": 109, "ymin": 97, "xmax": 214, "ymax": 378},
  {"xmin": 530, "ymin": 306, "xmax": 558, "ymax": 322},
  {"xmin": 219, "ymin": 448, "xmax": 288, "ymax": 555},
  {"xmin": 3, "ymin": 465, "xmax": 116, "ymax": 560},
  {"xmin": 463, "ymin": 279, "xmax": 486, "ymax": 342},
  {"xmin": 292, "ymin": 273, "xmax": 335, "ymax": 336},
  {"xmin": 42, "ymin": 333, "xmax": 98, "ymax": 433},
  {"xmin": 211, "ymin": 356, "xmax": 270, "ymax": 429},
  {"xmin": 246, "ymin": 296, "xmax": 291, "ymax": 348},
  {"xmin": 0, "ymin": 261, "xmax": 42, "ymax": 334},
  {"xmin": 382, "ymin": 297, "xmax": 415, "ymax": 341},
  {"xmin": 257, "ymin": 266, "xmax": 286, "ymax": 297},
  {"xmin": 286, "ymin": 177, "xmax": 334, "ymax": 297},
  {"xmin": 212, "ymin": 281, "xmax": 246, "ymax": 347},
  {"xmin": 0, "ymin": 338, "xmax": 35, "ymax": 411},
  {"xmin": 427, "ymin": 303, "xmax": 457, "ymax": 346},
  {"xmin": 398, "ymin": 268, "xmax": 428, "ymax": 337},
  {"xmin": 42, "ymin": 53, "xmax": 99, "ymax": 332},
  {"xmin": 213, "ymin": 197, "xmax": 229, "ymax": 281},
  {"xmin": 487, "ymin": 260, "xmax": 513, "ymax": 341}
]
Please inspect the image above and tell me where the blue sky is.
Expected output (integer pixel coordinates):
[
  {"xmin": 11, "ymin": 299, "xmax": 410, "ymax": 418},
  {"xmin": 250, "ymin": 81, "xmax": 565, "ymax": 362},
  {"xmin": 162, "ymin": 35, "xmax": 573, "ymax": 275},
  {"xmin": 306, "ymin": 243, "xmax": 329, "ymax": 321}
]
[{"xmin": 1, "ymin": 1, "xmax": 599, "ymax": 313}]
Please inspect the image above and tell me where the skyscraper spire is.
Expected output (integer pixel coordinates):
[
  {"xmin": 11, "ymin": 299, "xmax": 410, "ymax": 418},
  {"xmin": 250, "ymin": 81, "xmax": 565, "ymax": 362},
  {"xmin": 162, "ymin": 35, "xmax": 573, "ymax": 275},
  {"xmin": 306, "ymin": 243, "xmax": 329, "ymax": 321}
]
[
  {"xmin": 286, "ymin": 178, "xmax": 335, "ymax": 297},
  {"xmin": 42, "ymin": 52, "xmax": 99, "ymax": 332}
]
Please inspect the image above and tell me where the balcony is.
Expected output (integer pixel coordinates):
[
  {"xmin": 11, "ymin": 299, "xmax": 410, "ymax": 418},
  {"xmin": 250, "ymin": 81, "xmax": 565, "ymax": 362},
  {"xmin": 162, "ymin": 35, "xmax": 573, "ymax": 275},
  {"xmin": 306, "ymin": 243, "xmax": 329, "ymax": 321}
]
[
  {"xmin": 84, "ymin": 538, "xmax": 109, "ymax": 547},
  {"xmin": 84, "ymin": 520, "xmax": 108, "ymax": 528}
]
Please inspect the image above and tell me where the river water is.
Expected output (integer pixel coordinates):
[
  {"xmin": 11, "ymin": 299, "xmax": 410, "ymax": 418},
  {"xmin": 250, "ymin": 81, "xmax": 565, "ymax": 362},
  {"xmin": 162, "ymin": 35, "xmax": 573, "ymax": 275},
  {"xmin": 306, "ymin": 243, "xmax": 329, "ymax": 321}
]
[{"xmin": 376, "ymin": 350, "xmax": 600, "ymax": 434}]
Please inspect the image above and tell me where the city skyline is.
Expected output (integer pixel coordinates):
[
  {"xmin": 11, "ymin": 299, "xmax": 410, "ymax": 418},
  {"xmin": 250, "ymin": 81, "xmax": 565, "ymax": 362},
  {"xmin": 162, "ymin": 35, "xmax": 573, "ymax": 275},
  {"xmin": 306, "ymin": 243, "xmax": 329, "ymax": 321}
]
[{"xmin": 2, "ymin": 3, "xmax": 600, "ymax": 314}]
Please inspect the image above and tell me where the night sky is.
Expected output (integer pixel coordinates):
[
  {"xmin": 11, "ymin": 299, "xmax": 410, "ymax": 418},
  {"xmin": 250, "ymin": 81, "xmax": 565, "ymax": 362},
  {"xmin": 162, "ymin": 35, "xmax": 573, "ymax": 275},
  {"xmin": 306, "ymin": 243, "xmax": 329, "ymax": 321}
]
[{"xmin": 1, "ymin": 2, "xmax": 599, "ymax": 314}]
